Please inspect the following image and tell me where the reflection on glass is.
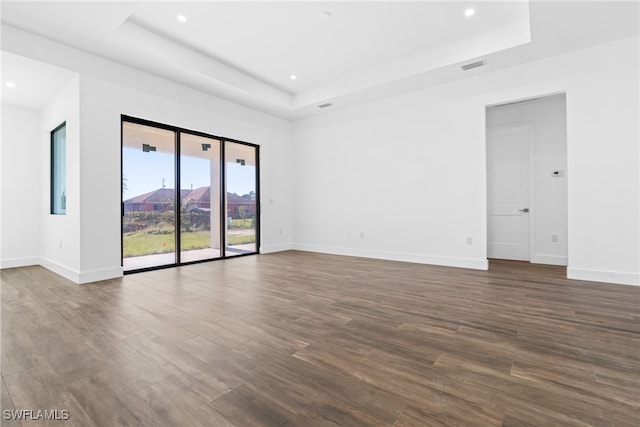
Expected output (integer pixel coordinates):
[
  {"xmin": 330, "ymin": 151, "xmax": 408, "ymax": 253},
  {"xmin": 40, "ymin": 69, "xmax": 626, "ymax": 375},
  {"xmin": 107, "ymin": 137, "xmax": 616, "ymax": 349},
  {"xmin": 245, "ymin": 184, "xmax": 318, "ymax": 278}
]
[
  {"xmin": 225, "ymin": 142, "xmax": 257, "ymax": 256},
  {"xmin": 180, "ymin": 134, "xmax": 222, "ymax": 262},
  {"xmin": 122, "ymin": 122, "xmax": 176, "ymax": 270}
]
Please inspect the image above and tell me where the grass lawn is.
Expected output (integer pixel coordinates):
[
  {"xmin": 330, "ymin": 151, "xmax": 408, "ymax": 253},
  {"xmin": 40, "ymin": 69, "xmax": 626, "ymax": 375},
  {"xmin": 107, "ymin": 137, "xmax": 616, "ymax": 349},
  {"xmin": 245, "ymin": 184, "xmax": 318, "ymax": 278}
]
[
  {"xmin": 230, "ymin": 218, "xmax": 255, "ymax": 229},
  {"xmin": 123, "ymin": 230, "xmax": 255, "ymax": 257},
  {"xmin": 227, "ymin": 234, "xmax": 256, "ymax": 245}
]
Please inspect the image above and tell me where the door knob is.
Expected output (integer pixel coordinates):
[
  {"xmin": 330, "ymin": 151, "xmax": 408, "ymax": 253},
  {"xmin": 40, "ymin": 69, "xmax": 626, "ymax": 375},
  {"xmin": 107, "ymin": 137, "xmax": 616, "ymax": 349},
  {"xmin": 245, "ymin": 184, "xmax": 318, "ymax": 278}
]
[{"xmin": 519, "ymin": 208, "xmax": 529, "ymax": 213}]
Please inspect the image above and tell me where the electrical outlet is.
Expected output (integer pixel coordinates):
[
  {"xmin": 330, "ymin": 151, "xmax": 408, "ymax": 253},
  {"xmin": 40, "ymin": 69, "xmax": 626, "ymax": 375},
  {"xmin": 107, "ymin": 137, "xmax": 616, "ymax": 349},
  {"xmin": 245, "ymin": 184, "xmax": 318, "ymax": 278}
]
[
  {"xmin": 59, "ymin": 240, "xmax": 63, "ymax": 249},
  {"xmin": 279, "ymin": 228, "xmax": 283, "ymax": 235},
  {"xmin": 551, "ymin": 234, "xmax": 558, "ymax": 243},
  {"xmin": 360, "ymin": 232, "xmax": 364, "ymax": 239},
  {"xmin": 466, "ymin": 237, "xmax": 473, "ymax": 245}
]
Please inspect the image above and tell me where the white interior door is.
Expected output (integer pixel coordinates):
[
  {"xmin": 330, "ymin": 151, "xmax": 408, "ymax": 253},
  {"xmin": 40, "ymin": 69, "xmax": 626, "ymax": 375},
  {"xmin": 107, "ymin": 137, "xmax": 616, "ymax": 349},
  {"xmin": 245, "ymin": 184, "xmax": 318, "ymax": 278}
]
[{"xmin": 487, "ymin": 124, "xmax": 531, "ymax": 261}]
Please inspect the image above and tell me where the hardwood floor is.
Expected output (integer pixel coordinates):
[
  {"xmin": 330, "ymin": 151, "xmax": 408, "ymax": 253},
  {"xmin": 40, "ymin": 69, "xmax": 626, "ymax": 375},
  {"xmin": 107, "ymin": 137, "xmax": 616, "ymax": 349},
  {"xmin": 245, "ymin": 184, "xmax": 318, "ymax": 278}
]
[{"xmin": 1, "ymin": 251, "xmax": 638, "ymax": 426}]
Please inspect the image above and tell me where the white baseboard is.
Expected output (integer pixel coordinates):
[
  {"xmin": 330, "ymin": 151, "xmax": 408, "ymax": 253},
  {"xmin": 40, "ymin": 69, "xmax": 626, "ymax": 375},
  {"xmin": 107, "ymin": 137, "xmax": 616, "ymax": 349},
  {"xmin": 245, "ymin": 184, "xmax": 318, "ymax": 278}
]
[
  {"xmin": 260, "ymin": 243, "xmax": 293, "ymax": 254},
  {"xmin": 0, "ymin": 257, "xmax": 41, "ymax": 269},
  {"xmin": 12, "ymin": 251, "xmax": 636, "ymax": 287},
  {"xmin": 291, "ymin": 243, "xmax": 488, "ymax": 270},
  {"xmin": 2, "ymin": 256, "xmax": 81, "ymax": 283},
  {"xmin": 531, "ymin": 254, "xmax": 568, "ymax": 266},
  {"xmin": 39, "ymin": 257, "xmax": 81, "ymax": 283},
  {"xmin": 78, "ymin": 266, "xmax": 123, "ymax": 284},
  {"xmin": 36, "ymin": 258, "xmax": 123, "ymax": 285},
  {"xmin": 568, "ymin": 267, "xmax": 639, "ymax": 286}
]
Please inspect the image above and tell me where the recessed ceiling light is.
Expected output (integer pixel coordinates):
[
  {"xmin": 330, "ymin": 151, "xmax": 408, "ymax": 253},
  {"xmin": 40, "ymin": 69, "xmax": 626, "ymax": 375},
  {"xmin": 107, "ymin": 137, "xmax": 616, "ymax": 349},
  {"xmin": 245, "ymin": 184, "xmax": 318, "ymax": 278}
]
[
  {"xmin": 465, "ymin": 8, "xmax": 475, "ymax": 17},
  {"xmin": 5, "ymin": 82, "xmax": 16, "ymax": 88},
  {"xmin": 177, "ymin": 15, "xmax": 187, "ymax": 23},
  {"xmin": 322, "ymin": 11, "xmax": 332, "ymax": 20},
  {"xmin": 290, "ymin": 75, "xmax": 297, "ymax": 80}
]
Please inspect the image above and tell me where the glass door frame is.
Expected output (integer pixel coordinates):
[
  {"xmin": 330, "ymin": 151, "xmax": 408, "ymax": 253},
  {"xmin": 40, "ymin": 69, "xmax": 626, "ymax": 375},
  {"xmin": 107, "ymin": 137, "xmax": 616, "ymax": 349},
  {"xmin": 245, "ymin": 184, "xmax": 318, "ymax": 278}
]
[{"xmin": 121, "ymin": 115, "xmax": 260, "ymax": 273}]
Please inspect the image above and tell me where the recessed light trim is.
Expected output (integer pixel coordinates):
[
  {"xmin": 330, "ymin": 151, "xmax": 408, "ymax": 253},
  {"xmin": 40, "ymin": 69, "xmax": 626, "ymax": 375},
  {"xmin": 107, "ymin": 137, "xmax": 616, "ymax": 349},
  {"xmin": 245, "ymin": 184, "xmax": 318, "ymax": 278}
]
[
  {"xmin": 177, "ymin": 15, "xmax": 187, "ymax": 23},
  {"xmin": 465, "ymin": 8, "xmax": 475, "ymax": 17},
  {"xmin": 290, "ymin": 75, "xmax": 297, "ymax": 80},
  {"xmin": 5, "ymin": 82, "xmax": 16, "ymax": 88}
]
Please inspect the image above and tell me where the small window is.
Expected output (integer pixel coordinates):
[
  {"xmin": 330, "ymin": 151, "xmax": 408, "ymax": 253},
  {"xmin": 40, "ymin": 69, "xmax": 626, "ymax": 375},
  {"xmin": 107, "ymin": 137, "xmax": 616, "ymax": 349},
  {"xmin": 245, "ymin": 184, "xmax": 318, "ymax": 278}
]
[{"xmin": 51, "ymin": 122, "xmax": 66, "ymax": 215}]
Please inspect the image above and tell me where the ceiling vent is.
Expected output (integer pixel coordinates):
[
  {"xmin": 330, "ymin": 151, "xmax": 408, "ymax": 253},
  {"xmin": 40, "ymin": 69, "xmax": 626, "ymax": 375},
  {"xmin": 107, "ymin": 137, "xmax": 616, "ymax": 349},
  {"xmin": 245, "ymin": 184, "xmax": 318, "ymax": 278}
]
[
  {"xmin": 461, "ymin": 60, "xmax": 486, "ymax": 71},
  {"xmin": 318, "ymin": 103, "xmax": 333, "ymax": 109}
]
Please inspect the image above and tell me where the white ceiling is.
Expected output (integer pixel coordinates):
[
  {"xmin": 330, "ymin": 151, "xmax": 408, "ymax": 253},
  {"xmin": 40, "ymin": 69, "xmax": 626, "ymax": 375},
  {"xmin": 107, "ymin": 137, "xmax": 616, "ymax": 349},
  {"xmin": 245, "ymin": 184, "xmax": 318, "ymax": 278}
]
[
  {"xmin": 1, "ymin": 1, "xmax": 638, "ymax": 119},
  {"xmin": 1, "ymin": 51, "xmax": 76, "ymax": 110},
  {"xmin": 128, "ymin": 1, "xmax": 530, "ymax": 94}
]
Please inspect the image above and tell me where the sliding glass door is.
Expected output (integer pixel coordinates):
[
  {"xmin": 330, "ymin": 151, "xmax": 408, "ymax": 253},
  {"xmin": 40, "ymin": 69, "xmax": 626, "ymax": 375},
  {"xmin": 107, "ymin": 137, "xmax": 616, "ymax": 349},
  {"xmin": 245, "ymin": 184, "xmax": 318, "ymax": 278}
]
[
  {"xmin": 122, "ymin": 117, "xmax": 259, "ymax": 272},
  {"xmin": 180, "ymin": 134, "xmax": 222, "ymax": 263},
  {"xmin": 225, "ymin": 141, "xmax": 258, "ymax": 256},
  {"xmin": 122, "ymin": 121, "xmax": 177, "ymax": 270}
]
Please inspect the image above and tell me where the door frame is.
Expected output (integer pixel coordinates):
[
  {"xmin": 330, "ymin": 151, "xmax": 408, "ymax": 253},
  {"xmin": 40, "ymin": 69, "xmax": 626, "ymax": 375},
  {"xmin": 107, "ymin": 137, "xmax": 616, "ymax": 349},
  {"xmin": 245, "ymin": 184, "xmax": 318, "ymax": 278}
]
[
  {"xmin": 485, "ymin": 91, "xmax": 569, "ymax": 267},
  {"xmin": 120, "ymin": 115, "xmax": 261, "ymax": 273},
  {"xmin": 486, "ymin": 121, "xmax": 535, "ymax": 262}
]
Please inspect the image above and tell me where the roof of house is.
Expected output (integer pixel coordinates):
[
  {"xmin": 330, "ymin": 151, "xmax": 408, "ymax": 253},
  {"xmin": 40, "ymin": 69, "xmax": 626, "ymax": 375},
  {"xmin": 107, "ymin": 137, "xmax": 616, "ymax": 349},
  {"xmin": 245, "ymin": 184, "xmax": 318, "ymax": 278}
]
[
  {"xmin": 183, "ymin": 186, "xmax": 210, "ymax": 204},
  {"xmin": 124, "ymin": 188, "xmax": 190, "ymax": 204},
  {"xmin": 125, "ymin": 187, "xmax": 255, "ymax": 205}
]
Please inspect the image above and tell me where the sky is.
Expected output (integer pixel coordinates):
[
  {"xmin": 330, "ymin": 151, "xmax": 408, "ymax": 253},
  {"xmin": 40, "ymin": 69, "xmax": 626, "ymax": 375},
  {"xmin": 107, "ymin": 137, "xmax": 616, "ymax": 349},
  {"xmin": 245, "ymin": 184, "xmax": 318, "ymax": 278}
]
[{"xmin": 122, "ymin": 148, "xmax": 256, "ymax": 200}]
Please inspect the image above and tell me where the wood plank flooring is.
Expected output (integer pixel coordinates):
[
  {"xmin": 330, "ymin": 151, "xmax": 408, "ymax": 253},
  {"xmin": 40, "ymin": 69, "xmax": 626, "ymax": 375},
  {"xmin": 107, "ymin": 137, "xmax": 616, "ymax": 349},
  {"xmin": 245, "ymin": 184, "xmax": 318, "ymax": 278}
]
[{"xmin": 1, "ymin": 251, "xmax": 638, "ymax": 426}]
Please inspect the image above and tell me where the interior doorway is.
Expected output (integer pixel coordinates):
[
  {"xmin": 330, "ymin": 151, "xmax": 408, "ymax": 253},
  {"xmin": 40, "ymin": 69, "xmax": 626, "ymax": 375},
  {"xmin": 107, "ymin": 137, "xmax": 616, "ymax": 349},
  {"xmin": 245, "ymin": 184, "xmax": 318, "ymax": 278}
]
[{"xmin": 486, "ymin": 93, "xmax": 568, "ymax": 265}]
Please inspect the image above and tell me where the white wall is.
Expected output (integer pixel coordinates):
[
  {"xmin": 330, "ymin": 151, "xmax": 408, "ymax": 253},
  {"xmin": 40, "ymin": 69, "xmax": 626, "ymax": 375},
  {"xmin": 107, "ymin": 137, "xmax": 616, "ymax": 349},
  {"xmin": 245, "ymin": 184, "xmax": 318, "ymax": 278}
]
[
  {"xmin": 77, "ymin": 75, "xmax": 292, "ymax": 283},
  {"xmin": 0, "ymin": 105, "xmax": 41, "ymax": 267},
  {"xmin": 39, "ymin": 76, "xmax": 82, "ymax": 280},
  {"xmin": 2, "ymin": 28, "xmax": 293, "ymax": 283},
  {"xmin": 487, "ymin": 94, "xmax": 568, "ymax": 265},
  {"xmin": 2, "ymin": 25, "xmax": 637, "ymax": 286},
  {"xmin": 566, "ymin": 37, "xmax": 639, "ymax": 286},
  {"xmin": 292, "ymin": 36, "xmax": 639, "ymax": 285},
  {"xmin": 291, "ymin": 89, "xmax": 488, "ymax": 270}
]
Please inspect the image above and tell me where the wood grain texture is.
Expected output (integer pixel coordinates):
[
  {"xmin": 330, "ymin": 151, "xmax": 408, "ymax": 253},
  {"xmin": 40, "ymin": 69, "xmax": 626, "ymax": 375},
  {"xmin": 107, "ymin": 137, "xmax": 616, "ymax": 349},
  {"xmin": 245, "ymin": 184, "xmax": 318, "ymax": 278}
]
[{"xmin": 1, "ymin": 252, "xmax": 638, "ymax": 426}]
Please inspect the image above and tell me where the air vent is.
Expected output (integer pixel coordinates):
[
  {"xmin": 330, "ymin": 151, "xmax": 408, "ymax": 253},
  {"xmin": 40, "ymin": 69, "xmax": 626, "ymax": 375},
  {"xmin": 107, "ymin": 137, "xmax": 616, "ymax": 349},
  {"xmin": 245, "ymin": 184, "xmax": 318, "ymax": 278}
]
[
  {"xmin": 318, "ymin": 103, "xmax": 333, "ymax": 109},
  {"xmin": 461, "ymin": 60, "xmax": 486, "ymax": 71}
]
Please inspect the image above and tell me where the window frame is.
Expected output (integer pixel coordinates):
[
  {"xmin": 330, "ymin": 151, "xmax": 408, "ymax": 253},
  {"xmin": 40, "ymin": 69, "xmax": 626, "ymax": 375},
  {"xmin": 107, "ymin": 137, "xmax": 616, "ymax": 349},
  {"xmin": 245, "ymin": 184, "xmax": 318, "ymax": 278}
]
[
  {"xmin": 50, "ymin": 121, "xmax": 67, "ymax": 215},
  {"xmin": 120, "ymin": 115, "xmax": 260, "ymax": 274}
]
